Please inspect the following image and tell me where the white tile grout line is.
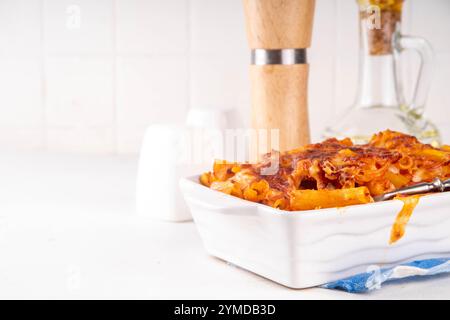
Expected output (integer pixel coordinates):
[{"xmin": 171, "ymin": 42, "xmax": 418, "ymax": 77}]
[
  {"xmin": 44, "ymin": 52, "xmax": 186, "ymax": 58},
  {"xmin": 330, "ymin": 0, "xmax": 338, "ymax": 120},
  {"xmin": 112, "ymin": 0, "xmax": 118, "ymax": 154},
  {"xmin": 332, "ymin": 0, "xmax": 342, "ymax": 119},
  {"xmin": 186, "ymin": 0, "xmax": 192, "ymax": 116},
  {"xmin": 40, "ymin": 0, "xmax": 47, "ymax": 151}
]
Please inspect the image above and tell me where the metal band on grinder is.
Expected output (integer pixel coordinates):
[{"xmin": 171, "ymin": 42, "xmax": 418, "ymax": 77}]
[{"xmin": 251, "ymin": 49, "xmax": 307, "ymax": 65}]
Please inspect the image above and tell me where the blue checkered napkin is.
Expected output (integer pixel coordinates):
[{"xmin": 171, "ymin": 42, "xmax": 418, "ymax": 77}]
[{"xmin": 321, "ymin": 258, "xmax": 450, "ymax": 293}]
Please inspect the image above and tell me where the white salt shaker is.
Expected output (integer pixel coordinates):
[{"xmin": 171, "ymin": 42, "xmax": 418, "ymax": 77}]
[{"xmin": 136, "ymin": 108, "xmax": 229, "ymax": 221}]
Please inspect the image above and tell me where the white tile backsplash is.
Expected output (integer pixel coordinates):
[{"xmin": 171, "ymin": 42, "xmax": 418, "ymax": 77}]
[
  {"xmin": 44, "ymin": 0, "xmax": 114, "ymax": 54},
  {"xmin": 334, "ymin": 0, "xmax": 360, "ymax": 115},
  {"xmin": 44, "ymin": 56, "xmax": 115, "ymax": 152},
  {"xmin": 0, "ymin": 62, "xmax": 44, "ymax": 151},
  {"xmin": 308, "ymin": 0, "xmax": 337, "ymax": 141},
  {"xmin": 0, "ymin": 0, "xmax": 449, "ymax": 153},
  {"xmin": 116, "ymin": 0, "xmax": 188, "ymax": 55},
  {"xmin": 45, "ymin": 57, "xmax": 114, "ymax": 127},
  {"xmin": 309, "ymin": 53, "xmax": 335, "ymax": 142},
  {"xmin": 190, "ymin": 54, "xmax": 248, "ymax": 111},
  {"xmin": 0, "ymin": 58, "xmax": 43, "ymax": 126},
  {"xmin": 0, "ymin": 0, "xmax": 42, "ymax": 56},
  {"xmin": 190, "ymin": 0, "xmax": 247, "ymax": 56},
  {"xmin": 424, "ymin": 52, "xmax": 450, "ymax": 122},
  {"xmin": 0, "ymin": 62, "xmax": 43, "ymax": 151},
  {"xmin": 0, "ymin": 126, "xmax": 44, "ymax": 151},
  {"xmin": 116, "ymin": 56, "xmax": 188, "ymax": 153},
  {"xmin": 411, "ymin": 0, "xmax": 450, "ymax": 53}
]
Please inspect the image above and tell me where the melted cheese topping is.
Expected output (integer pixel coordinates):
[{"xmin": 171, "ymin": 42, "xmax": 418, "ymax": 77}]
[{"xmin": 200, "ymin": 130, "xmax": 450, "ymax": 211}]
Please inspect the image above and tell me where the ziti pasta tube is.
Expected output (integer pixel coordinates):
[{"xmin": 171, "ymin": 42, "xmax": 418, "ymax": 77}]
[{"xmin": 289, "ymin": 187, "xmax": 373, "ymax": 211}]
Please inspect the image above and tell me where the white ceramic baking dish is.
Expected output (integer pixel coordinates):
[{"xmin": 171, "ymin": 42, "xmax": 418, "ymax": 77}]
[{"xmin": 180, "ymin": 175, "xmax": 450, "ymax": 289}]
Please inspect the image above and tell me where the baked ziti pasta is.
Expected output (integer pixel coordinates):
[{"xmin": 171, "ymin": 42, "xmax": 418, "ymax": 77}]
[{"xmin": 200, "ymin": 130, "xmax": 450, "ymax": 211}]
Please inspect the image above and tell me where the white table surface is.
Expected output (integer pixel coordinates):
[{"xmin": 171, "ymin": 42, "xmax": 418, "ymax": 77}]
[{"xmin": 1, "ymin": 151, "xmax": 450, "ymax": 300}]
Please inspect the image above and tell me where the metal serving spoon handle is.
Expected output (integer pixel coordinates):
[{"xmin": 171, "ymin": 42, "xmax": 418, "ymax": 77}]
[{"xmin": 374, "ymin": 178, "xmax": 450, "ymax": 202}]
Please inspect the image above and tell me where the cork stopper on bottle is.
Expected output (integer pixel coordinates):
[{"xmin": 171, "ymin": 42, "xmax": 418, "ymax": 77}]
[{"xmin": 358, "ymin": 0, "xmax": 404, "ymax": 55}]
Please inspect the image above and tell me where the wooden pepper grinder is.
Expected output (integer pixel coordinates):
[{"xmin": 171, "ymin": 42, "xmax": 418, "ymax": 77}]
[{"xmin": 243, "ymin": 0, "xmax": 315, "ymax": 152}]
